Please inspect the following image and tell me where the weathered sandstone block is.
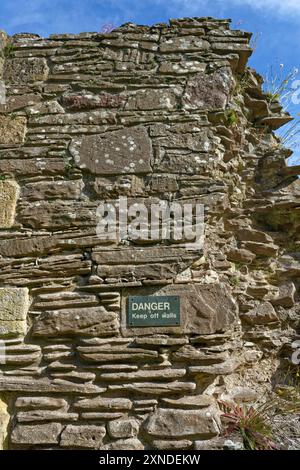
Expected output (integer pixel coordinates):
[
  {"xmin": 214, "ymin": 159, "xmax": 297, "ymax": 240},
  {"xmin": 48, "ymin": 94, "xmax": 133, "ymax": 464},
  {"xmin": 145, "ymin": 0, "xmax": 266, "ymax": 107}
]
[
  {"xmin": 183, "ymin": 68, "xmax": 234, "ymax": 110},
  {"xmin": 15, "ymin": 397, "xmax": 68, "ymax": 410},
  {"xmin": 21, "ymin": 179, "xmax": 84, "ymax": 201},
  {"xmin": 32, "ymin": 307, "xmax": 119, "ymax": 337},
  {"xmin": 0, "ymin": 287, "xmax": 29, "ymax": 337},
  {"xmin": 4, "ymin": 57, "xmax": 49, "ymax": 84},
  {"xmin": 126, "ymin": 89, "xmax": 179, "ymax": 110},
  {"xmin": 0, "ymin": 180, "xmax": 19, "ymax": 228},
  {"xmin": 271, "ymin": 282, "xmax": 296, "ymax": 308},
  {"xmin": 160, "ymin": 35, "xmax": 210, "ymax": 53},
  {"xmin": 107, "ymin": 417, "xmax": 139, "ymax": 439},
  {"xmin": 144, "ymin": 407, "xmax": 220, "ymax": 438},
  {"xmin": 60, "ymin": 425, "xmax": 106, "ymax": 448},
  {"xmin": 0, "ymin": 235, "xmax": 58, "ymax": 258},
  {"xmin": 0, "ymin": 93, "xmax": 41, "ymax": 113},
  {"xmin": 74, "ymin": 397, "xmax": 132, "ymax": 411},
  {"xmin": 240, "ymin": 301, "xmax": 279, "ymax": 325},
  {"xmin": 11, "ymin": 423, "xmax": 61, "ymax": 445},
  {"xmin": 0, "ymin": 116, "xmax": 26, "ymax": 145},
  {"xmin": 70, "ymin": 126, "xmax": 152, "ymax": 175}
]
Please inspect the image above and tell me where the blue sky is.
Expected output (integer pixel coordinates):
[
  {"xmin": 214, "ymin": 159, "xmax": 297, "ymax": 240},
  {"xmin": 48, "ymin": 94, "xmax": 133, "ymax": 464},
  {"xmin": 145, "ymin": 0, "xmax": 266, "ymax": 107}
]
[{"xmin": 1, "ymin": 0, "xmax": 299, "ymax": 163}]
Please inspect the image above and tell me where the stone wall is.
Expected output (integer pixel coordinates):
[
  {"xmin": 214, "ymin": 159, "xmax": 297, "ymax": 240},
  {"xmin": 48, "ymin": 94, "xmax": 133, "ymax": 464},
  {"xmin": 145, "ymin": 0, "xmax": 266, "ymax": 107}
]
[{"xmin": 0, "ymin": 17, "xmax": 299, "ymax": 450}]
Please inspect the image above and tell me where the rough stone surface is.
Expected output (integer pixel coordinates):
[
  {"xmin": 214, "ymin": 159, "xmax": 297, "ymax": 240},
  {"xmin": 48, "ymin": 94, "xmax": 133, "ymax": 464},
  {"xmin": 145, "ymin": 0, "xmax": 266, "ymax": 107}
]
[
  {"xmin": 144, "ymin": 407, "xmax": 220, "ymax": 438},
  {"xmin": 107, "ymin": 418, "xmax": 139, "ymax": 439},
  {"xmin": 60, "ymin": 425, "xmax": 106, "ymax": 448},
  {"xmin": 74, "ymin": 397, "xmax": 132, "ymax": 411},
  {"xmin": 0, "ymin": 180, "xmax": 19, "ymax": 228},
  {"xmin": 0, "ymin": 116, "xmax": 26, "ymax": 145},
  {"xmin": 70, "ymin": 126, "xmax": 152, "ymax": 175},
  {"xmin": 241, "ymin": 302, "xmax": 279, "ymax": 325},
  {"xmin": 0, "ymin": 17, "xmax": 298, "ymax": 451},
  {"xmin": 183, "ymin": 68, "xmax": 234, "ymax": 110},
  {"xmin": 4, "ymin": 58, "xmax": 49, "ymax": 84},
  {"xmin": 11, "ymin": 423, "xmax": 62, "ymax": 445},
  {"xmin": 0, "ymin": 288, "xmax": 29, "ymax": 337},
  {"xmin": 32, "ymin": 307, "xmax": 119, "ymax": 337}
]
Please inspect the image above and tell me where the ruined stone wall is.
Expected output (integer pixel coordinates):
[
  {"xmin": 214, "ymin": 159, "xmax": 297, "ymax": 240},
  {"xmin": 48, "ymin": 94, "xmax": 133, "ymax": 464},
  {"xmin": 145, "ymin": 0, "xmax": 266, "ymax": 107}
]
[{"xmin": 0, "ymin": 17, "xmax": 299, "ymax": 450}]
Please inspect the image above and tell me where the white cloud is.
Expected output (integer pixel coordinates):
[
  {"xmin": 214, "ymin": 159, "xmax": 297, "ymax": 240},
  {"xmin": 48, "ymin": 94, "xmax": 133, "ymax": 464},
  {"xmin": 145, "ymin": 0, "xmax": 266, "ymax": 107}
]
[
  {"xmin": 230, "ymin": 0, "xmax": 300, "ymax": 15},
  {"xmin": 153, "ymin": 0, "xmax": 300, "ymax": 18}
]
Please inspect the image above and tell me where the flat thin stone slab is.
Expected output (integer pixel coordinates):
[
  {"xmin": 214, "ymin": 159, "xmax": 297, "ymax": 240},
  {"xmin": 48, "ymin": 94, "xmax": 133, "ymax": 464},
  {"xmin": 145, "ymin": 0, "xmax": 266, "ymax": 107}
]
[
  {"xmin": 32, "ymin": 307, "xmax": 119, "ymax": 337},
  {"xmin": 0, "ymin": 377, "xmax": 106, "ymax": 394},
  {"xmin": 161, "ymin": 395, "xmax": 214, "ymax": 409}
]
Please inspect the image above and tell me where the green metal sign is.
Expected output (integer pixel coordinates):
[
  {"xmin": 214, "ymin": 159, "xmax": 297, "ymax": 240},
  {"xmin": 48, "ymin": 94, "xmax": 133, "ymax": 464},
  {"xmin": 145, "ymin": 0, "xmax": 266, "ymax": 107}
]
[{"xmin": 127, "ymin": 295, "xmax": 180, "ymax": 327}]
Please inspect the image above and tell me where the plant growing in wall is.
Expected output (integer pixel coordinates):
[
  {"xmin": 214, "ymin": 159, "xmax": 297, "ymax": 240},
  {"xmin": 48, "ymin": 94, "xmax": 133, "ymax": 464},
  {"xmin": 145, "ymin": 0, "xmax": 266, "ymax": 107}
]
[{"xmin": 219, "ymin": 400, "xmax": 278, "ymax": 450}]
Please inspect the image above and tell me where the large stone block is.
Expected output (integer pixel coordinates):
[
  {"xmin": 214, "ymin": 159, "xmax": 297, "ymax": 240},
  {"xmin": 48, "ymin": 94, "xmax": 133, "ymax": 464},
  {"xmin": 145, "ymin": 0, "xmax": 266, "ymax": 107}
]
[
  {"xmin": 0, "ymin": 287, "xmax": 29, "ymax": 337},
  {"xmin": 70, "ymin": 126, "xmax": 152, "ymax": 175},
  {"xmin": 94, "ymin": 175, "xmax": 145, "ymax": 198},
  {"xmin": 0, "ymin": 93, "xmax": 41, "ymax": 113},
  {"xmin": 125, "ymin": 89, "xmax": 179, "ymax": 111},
  {"xmin": 0, "ymin": 320, "xmax": 27, "ymax": 338},
  {"xmin": 22, "ymin": 179, "xmax": 84, "ymax": 201},
  {"xmin": 0, "ymin": 116, "xmax": 26, "ymax": 145},
  {"xmin": 4, "ymin": 58, "xmax": 49, "ymax": 84},
  {"xmin": 18, "ymin": 201, "xmax": 96, "ymax": 230},
  {"xmin": 144, "ymin": 407, "xmax": 220, "ymax": 438},
  {"xmin": 60, "ymin": 425, "xmax": 106, "ymax": 449},
  {"xmin": 32, "ymin": 307, "xmax": 119, "ymax": 337},
  {"xmin": 11, "ymin": 423, "xmax": 61, "ymax": 445},
  {"xmin": 160, "ymin": 36, "xmax": 210, "ymax": 53},
  {"xmin": 0, "ymin": 288, "xmax": 29, "ymax": 322},
  {"xmin": 121, "ymin": 283, "xmax": 237, "ymax": 336},
  {"xmin": 240, "ymin": 301, "xmax": 279, "ymax": 325},
  {"xmin": 0, "ymin": 235, "xmax": 57, "ymax": 258},
  {"xmin": 183, "ymin": 68, "xmax": 234, "ymax": 110},
  {"xmin": 0, "ymin": 180, "xmax": 19, "ymax": 228},
  {"xmin": 107, "ymin": 418, "xmax": 140, "ymax": 439}
]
